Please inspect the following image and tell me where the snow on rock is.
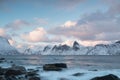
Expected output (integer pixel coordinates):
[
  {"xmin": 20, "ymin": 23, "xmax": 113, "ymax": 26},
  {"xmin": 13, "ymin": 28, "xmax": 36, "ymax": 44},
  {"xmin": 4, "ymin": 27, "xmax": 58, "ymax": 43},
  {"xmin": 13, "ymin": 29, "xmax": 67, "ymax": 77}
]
[
  {"xmin": 14, "ymin": 40, "xmax": 120, "ymax": 55},
  {"xmin": 87, "ymin": 42, "xmax": 120, "ymax": 55},
  {"xmin": 0, "ymin": 36, "xmax": 19, "ymax": 55},
  {"xmin": 73, "ymin": 41, "xmax": 81, "ymax": 51},
  {"xmin": 41, "ymin": 41, "xmax": 88, "ymax": 55},
  {"xmin": 40, "ymin": 41, "xmax": 120, "ymax": 55}
]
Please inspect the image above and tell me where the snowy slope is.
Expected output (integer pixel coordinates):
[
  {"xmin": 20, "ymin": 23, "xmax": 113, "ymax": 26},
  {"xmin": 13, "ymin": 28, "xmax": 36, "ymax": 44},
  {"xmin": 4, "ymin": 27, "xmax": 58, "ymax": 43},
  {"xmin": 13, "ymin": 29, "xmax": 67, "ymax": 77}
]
[
  {"xmin": 87, "ymin": 42, "xmax": 120, "ymax": 55},
  {"xmin": 41, "ymin": 41, "xmax": 90, "ymax": 55},
  {"xmin": 17, "ymin": 41, "xmax": 120, "ymax": 55},
  {"xmin": 0, "ymin": 35, "xmax": 119, "ymax": 55},
  {"xmin": 41, "ymin": 41, "xmax": 120, "ymax": 55},
  {"xmin": 0, "ymin": 36, "xmax": 19, "ymax": 55}
]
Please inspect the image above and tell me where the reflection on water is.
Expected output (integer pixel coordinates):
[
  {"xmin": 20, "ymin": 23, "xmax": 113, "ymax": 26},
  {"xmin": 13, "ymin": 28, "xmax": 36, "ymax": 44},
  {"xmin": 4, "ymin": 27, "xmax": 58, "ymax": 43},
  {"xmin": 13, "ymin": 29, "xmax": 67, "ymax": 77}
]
[{"xmin": 1, "ymin": 55, "xmax": 120, "ymax": 69}]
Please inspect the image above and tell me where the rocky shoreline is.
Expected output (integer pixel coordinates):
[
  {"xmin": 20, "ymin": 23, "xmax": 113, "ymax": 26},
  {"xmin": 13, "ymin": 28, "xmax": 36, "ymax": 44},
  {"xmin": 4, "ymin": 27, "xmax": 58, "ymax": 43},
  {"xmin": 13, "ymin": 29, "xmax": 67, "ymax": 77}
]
[
  {"xmin": 0, "ymin": 58, "xmax": 120, "ymax": 80},
  {"xmin": 0, "ymin": 64, "xmax": 40, "ymax": 80}
]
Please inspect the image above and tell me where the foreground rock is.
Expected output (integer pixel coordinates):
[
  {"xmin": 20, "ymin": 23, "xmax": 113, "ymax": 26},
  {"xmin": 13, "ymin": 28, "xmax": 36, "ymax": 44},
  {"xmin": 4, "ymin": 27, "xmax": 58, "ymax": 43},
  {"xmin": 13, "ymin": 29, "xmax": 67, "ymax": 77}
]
[
  {"xmin": 91, "ymin": 74, "xmax": 120, "ymax": 80},
  {"xmin": 29, "ymin": 76, "xmax": 40, "ymax": 80},
  {"xmin": 0, "ymin": 58, "xmax": 5, "ymax": 63},
  {"xmin": 26, "ymin": 69, "xmax": 39, "ymax": 78},
  {"xmin": 0, "ymin": 65, "xmax": 41, "ymax": 80},
  {"xmin": 43, "ymin": 63, "xmax": 67, "ymax": 71},
  {"xmin": 72, "ymin": 73, "xmax": 84, "ymax": 76}
]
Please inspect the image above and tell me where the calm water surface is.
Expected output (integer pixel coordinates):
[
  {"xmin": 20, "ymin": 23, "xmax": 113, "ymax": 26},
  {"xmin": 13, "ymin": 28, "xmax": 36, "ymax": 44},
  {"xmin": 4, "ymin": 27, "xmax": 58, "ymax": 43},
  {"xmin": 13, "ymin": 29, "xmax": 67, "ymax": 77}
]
[{"xmin": 1, "ymin": 55, "xmax": 120, "ymax": 69}]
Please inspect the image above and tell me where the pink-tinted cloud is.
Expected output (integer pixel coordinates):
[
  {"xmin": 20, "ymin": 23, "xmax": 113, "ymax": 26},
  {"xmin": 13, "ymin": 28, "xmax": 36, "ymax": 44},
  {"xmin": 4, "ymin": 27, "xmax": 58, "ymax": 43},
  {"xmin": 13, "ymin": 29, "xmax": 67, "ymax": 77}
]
[
  {"xmin": 0, "ymin": 28, "xmax": 6, "ymax": 37},
  {"xmin": 21, "ymin": 27, "xmax": 63, "ymax": 43},
  {"xmin": 0, "ymin": 28, "xmax": 11, "ymax": 39},
  {"xmin": 21, "ymin": 27, "xmax": 48, "ymax": 42},
  {"xmin": 62, "ymin": 21, "xmax": 77, "ymax": 28}
]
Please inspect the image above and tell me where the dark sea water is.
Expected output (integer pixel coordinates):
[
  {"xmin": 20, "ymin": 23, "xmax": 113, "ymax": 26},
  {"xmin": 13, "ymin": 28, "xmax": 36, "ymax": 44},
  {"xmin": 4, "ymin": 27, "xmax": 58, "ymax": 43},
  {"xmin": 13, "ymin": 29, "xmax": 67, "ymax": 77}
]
[{"xmin": 1, "ymin": 55, "xmax": 120, "ymax": 69}]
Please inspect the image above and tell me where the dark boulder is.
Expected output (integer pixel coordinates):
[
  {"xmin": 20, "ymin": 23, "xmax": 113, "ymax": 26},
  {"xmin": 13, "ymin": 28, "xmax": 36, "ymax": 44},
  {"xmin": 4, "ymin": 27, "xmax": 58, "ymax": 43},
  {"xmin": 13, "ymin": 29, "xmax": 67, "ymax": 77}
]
[
  {"xmin": 0, "ymin": 76, "xmax": 5, "ymax": 80},
  {"xmin": 54, "ymin": 63, "xmax": 67, "ymax": 68},
  {"xmin": 59, "ymin": 77, "xmax": 69, "ymax": 80},
  {"xmin": 0, "ymin": 67, "xmax": 8, "ymax": 75},
  {"xmin": 72, "ymin": 73, "xmax": 84, "ymax": 76},
  {"xmin": 88, "ymin": 69, "xmax": 98, "ymax": 71},
  {"xmin": 0, "ymin": 65, "xmax": 41, "ymax": 80},
  {"xmin": 0, "ymin": 67, "xmax": 4, "ymax": 75},
  {"xmin": 25, "ymin": 69, "xmax": 39, "ymax": 79},
  {"xmin": 91, "ymin": 74, "xmax": 120, "ymax": 80},
  {"xmin": 43, "ymin": 65, "xmax": 62, "ymax": 71},
  {"xmin": 0, "ymin": 58, "xmax": 5, "ymax": 60},
  {"xmin": 0, "ymin": 58, "xmax": 5, "ymax": 63},
  {"xmin": 5, "ymin": 69, "xmax": 23, "ymax": 76},
  {"xmin": 4, "ymin": 65, "xmax": 26, "ymax": 79},
  {"xmin": 43, "ymin": 63, "xmax": 67, "ymax": 71},
  {"xmin": 29, "ymin": 77, "xmax": 40, "ymax": 80},
  {"xmin": 4, "ymin": 69, "xmax": 24, "ymax": 80},
  {"xmin": 11, "ymin": 64, "xmax": 26, "ymax": 73},
  {"xmin": 26, "ymin": 71, "xmax": 38, "ymax": 77}
]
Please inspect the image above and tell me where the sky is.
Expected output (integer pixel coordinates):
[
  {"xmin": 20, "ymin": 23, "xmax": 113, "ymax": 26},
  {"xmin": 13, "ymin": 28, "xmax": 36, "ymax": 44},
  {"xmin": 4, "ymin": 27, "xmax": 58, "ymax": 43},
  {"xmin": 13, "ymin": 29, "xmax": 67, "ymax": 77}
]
[{"xmin": 0, "ymin": 0, "xmax": 120, "ymax": 49}]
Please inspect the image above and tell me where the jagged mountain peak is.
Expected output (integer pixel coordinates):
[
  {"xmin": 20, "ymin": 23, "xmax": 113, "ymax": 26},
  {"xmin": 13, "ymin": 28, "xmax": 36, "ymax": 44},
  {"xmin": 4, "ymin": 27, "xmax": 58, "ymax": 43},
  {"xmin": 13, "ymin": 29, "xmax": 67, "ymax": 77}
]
[
  {"xmin": 43, "ymin": 45, "xmax": 51, "ymax": 52},
  {"xmin": 41, "ymin": 40, "xmax": 120, "ymax": 55},
  {"xmin": 0, "ymin": 36, "xmax": 19, "ymax": 55},
  {"xmin": 52, "ymin": 44, "xmax": 71, "ymax": 52},
  {"xmin": 73, "ymin": 41, "xmax": 80, "ymax": 51},
  {"xmin": 73, "ymin": 41, "xmax": 79, "ymax": 46}
]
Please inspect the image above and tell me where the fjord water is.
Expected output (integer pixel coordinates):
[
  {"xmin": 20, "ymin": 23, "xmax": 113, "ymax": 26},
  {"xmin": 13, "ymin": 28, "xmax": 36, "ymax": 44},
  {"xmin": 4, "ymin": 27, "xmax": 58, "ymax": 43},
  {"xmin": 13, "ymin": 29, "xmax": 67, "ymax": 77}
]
[
  {"xmin": 1, "ymin": 55, "xmax": 120, "ymax": 69},
  {"xmin": 1, "ymin": 55, "xmax": 120, "ymax": 80}
]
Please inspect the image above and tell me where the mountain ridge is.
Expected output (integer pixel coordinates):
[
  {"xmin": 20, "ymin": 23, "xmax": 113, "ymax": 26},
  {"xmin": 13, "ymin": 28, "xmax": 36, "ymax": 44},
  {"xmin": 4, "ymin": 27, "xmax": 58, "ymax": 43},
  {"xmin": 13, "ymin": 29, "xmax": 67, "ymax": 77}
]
[
  {"xmin": 38, "ymin": 41, "xmax": 120, "ymax": 55},
  {"xmin": 0, "ymin": 36, "xmax": 19, "ymax": 55},
  {"xmin": 0, "ymin": 36, "xmax": 120, "ymax": 55}
]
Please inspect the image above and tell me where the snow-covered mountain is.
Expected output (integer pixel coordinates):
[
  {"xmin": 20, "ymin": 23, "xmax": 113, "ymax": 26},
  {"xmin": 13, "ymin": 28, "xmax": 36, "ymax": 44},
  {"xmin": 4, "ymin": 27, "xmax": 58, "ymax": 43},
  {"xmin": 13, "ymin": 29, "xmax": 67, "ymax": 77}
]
[
  {"xmin": 87, "ymin": 41, "xmax": 120, "ymax": 55},
  {"xmin": 1, "ymin": 36, "xmax": 119, "ymax": 55},
  {"xmin": 41, "ymin": 41, "xmax": 89, "ymax": 55},
  {"xmin": 0, "ymin": 36, "xmax": 19, "ymax": 55},
  {"xmin": 23, "ymin": 48, "xmax": 42, "ymax": 55},
  {"xmin": 40, "ymin": 41, "xmax": 120, "ymax": 55}
]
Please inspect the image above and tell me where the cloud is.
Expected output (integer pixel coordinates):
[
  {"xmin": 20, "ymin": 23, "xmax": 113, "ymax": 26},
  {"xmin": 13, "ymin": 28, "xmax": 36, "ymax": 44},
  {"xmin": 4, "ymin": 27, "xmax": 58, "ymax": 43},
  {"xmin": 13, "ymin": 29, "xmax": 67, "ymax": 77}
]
[
  {"xmin": 104, "ymin": 0, "xmax": 120, "ymax": 15},
  {"xmin": 0, "ymin": 28, "xmax": 11, "ymax": 39},
  {"xmin": 0, "ymin": 28, "xmax": 6, "ymax": 36},
  {"xmin": 21, "ymin": 27, "xmax": 63, "ymax": 43},
  {"xmin": 79, "ymin": 40, "xmax": 111, "ymax": 46},
  {"xmin": 47, "ymin": 36, "xmax": 63, "ymax": 42},
  {"xmin": 5, "ymin": 19, "xmax": 30, "ymax": 30},
  {"xmin": 62, "ymin": 21, "xmax": 77, "ymax": 28},
  {"xmin": 61, "ymin": 40, "xmax": 75, "ymax": 46},
  {"xmin": 21, "ymin": 27, "xmax": 48, "ymax": 42},
  {"xmin": 49, "ymin": 9, "xmax": 120, "ymax": 42}
]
